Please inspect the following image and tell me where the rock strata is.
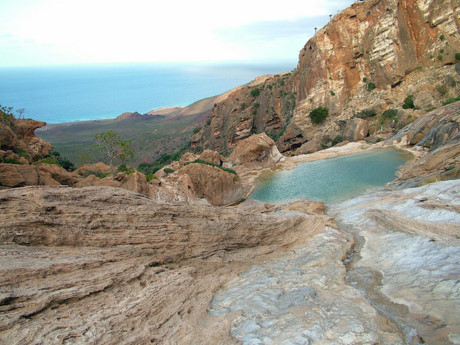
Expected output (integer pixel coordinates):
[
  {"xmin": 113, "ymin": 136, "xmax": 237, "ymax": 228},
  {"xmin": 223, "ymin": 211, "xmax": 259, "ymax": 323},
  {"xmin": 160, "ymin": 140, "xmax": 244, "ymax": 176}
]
[{"xmin": 0, "ymin": 186, "xmax": 318, "ymax": 345}]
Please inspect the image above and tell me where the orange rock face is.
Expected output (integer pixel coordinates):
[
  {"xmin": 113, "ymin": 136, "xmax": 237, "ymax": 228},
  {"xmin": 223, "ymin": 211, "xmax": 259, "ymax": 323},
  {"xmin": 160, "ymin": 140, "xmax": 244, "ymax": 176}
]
[{"xmin": 193, "ymin": 0, "xmax": 460, "ymax": 154}]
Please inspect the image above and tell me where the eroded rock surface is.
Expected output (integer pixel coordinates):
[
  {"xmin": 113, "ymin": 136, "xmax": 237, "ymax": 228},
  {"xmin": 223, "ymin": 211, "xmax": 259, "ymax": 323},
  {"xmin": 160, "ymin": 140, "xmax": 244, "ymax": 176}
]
[
  {"xmin": 333, "ymin": 180, "xmax": 460, "ymax": 345},
  {"xmin": 0, "ymin": 186, "xmax": 320, "ymax": 345}
]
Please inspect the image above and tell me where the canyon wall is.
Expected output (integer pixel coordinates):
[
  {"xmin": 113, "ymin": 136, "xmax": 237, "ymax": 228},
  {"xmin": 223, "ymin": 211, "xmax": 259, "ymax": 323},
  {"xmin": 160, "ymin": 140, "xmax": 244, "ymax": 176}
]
[{"xmin": 192, "ymin": 0, "xmax": 460, "ymax": 154}]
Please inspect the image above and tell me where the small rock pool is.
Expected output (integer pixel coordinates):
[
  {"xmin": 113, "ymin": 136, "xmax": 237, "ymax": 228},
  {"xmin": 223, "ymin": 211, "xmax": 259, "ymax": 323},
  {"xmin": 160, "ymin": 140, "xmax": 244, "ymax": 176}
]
[{"xmin": 249, "ymin": 148, "xmax": 411, "ymax": 204}]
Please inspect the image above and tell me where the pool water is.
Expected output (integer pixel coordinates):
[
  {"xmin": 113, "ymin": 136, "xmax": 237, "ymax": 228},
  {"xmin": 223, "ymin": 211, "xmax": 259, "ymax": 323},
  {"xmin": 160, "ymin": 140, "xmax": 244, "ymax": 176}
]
[{"xmin": 249, "ymin": 149, "xmax": 411, "ymax": 204}]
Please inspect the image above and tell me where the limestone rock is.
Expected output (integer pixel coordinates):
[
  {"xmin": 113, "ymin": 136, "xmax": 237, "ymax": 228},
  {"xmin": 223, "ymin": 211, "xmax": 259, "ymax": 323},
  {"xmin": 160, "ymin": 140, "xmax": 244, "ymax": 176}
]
[
  {"xmin": 0, "ymin": 185, "xmax": 311, "ymax": 345},
  {"xmin": 389, "ymin": 101, "xmax": 460, "ymax": 149},
  {"xmin": 0, "ymin": 124, "xmax": 17, "ymax": 149},
  {"xmin": 345, "ymin": 118, "xmax": 369, "ymax": 142},
  {"xmin": 229, "ymin": 133, "xmax": 283, "ymax": 169},
  {"xmin": 178, "ymin": 163, "xmax": 245, "ymax": 206},
  {"xmin": 75, "ymin": 162, "xmax": 112, "ymax": 176},
  {"xmin": 179, "ymin": 151, "xmax": 199, "ymax": 165},
  {"xmin": 414, "ymin": 91, "xmax": 435, "ymax": 110},
  {"xmin": 38, "ymin": 164, "xmax": 81, "ymax": 186},
  {"xmin": 198, "ymin": 149, "xmax": 224, "ymax": 166}
]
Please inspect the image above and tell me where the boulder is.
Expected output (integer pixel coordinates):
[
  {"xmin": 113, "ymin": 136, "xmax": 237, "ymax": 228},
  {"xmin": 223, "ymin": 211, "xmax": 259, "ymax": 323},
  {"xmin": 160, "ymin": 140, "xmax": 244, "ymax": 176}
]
[
  {"xmin": 198, "ymin": 149, "xmax": 224, "ymax": 166},
  {"xmin": 38, "ymin": 164, "xmax": 81, "ymax": 186},
  {"xmin": 178, "ymin": 163, "xmax": 246, "ymax": 206},
  {"xmin": 297, "ymin": 136, "xmax": 321, "ymax": 154},
  {"xmin": 0, "ymin": 164, "xmax": 61, "ymax": 188},
  {"xmin": 179, "ymin": 152, "xmax": 199, "ymax": 165},
  {"xmin": 75, "ymin": 162, "xmax": 112, "ymax": 176},
  {"xmin": 344, "ymin": 118, "xmax": 369, "ymax": 142},
  {"xmin": 119, "ymin": 171, "xmax": 151, "ymax": 196},
  {"xmin": 0, "ymin": 124, "xmax": 17, "ymax": 150},
  {"xmin": 414, "ymin": 91, "xmax": 435, "ymax": 110},
  {"xmin": 229, "ymin": 133, "xmax": 283, "ymax": 169}
]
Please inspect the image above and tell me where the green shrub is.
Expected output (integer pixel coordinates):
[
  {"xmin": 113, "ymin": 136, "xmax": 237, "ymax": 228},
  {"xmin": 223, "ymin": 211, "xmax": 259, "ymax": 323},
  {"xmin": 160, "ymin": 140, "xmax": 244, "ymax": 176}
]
[
  {"xmin": 455, "ymin": 52, "xmax": 460, "ymax": 60},
  {"xmin": 363, "ymin": 77, "xmax": 368, "ymax": 83},
  {"xmin": 382, "ymin": 109, "xmax": 398, "ymax": 119},
  {"xmin": 309, "ymin": 107, "xmax": 329, "ymax": 124},
  {"xmin": 331, "ymin": 135, "xmax": 343, "ymax": 146},
  {"xmin": 367, "ymin": 82, "xmax": 376, "ymax": 91},
  {"xmin": 440, "ymin": 49, "xmax": 445, "ymax": 54},
  {"xmin": 330, "ymin": 90, "xmax": 336, "ymax": 96},
  {"xmin": 49, "ymin": 150, "xmax": 75, "ymax": 171},
  {"xmin": 163, "ymin": 167, "xmax": 175, "ymax": 174},
  {"xmin": 184, "ymin": 159, "xmax": 237, "ymax": 175},
  {"xmin": 438, "ymin": 54, "xmax": 443, "ymax": 61},
  {"xmin": 35, "ymin": 157, "xmax": 59, "ymax": 165},
  {"xmin": 192, "ymin": 127, "xmax": 201, "ymax": 134},
  {"xmin": 436, "ymin": 84, "xmax": 449, "ymax": 96},
  {"xmin": 355, "ymin": 109, "xmax": 377, "ymax": 119},
  {"xmin": 145, "ymin": 173, "xmax": 157, "ymax": 182},
  {"xmin": 116, "ymin": 163, "xmax": 135, "ymax": 174},
  {"xmin": 0, "ymin": 157, "xmax": 21, "ymax": 164},
  {"xmin": 402, "ymin": 95, "xmax": 415, "ymax": 109},
  {"xmin": 250, "ymin": 88, "xmax": 260, "ymax": 97},
  {"xmin": 440, "ymin": 34, "xmax": 445, "ymax": 41}
]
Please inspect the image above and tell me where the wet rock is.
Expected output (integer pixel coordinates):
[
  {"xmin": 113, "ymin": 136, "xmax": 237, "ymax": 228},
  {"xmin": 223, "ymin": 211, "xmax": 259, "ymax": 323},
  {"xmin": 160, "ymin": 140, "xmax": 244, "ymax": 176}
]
[{"xmin": 333, "ymin": 180, "xmax": 460, "ymax": 345}]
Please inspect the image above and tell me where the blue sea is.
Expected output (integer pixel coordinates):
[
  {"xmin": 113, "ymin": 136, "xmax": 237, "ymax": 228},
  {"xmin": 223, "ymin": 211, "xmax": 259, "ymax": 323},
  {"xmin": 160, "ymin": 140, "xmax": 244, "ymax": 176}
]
[{"xmin": 0, "ymin": 61, "xmax": 295, "ymax": 123}]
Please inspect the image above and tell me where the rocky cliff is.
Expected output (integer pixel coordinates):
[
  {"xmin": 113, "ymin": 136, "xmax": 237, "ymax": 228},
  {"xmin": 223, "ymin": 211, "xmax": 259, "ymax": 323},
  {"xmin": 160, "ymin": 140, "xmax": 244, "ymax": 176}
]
[{"xmin": 192, "ymin": 0, "xmax": 460, "ymax": 154}]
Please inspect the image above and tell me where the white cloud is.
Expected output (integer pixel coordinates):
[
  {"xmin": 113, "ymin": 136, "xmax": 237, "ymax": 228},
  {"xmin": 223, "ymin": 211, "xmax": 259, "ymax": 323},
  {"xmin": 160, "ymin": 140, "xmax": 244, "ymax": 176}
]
[{"xmin": 0, "ymin": 0, "xmax": 355, "ymax": 65}]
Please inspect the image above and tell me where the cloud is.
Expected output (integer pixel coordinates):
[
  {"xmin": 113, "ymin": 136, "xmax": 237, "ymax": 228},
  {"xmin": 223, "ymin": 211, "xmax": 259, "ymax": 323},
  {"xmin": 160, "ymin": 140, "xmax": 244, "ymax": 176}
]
[{"xmin": 215, "ymin": 16, "xmax": 331, "ymax": 43}]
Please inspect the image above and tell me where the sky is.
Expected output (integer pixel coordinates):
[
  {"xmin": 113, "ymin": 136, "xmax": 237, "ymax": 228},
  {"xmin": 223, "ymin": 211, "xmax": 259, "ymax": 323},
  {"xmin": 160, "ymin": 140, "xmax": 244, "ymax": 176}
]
[{"xmin": 0, "ymin": 0, "xmax": 355, "ymax": 67}]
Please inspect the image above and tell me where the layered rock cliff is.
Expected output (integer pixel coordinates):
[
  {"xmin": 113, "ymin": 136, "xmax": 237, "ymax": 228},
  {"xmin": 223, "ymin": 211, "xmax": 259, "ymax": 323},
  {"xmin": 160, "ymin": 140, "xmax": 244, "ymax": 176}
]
[{"xmin": 192, "ymin": 0, "xmax": 460, "ymax": 154}]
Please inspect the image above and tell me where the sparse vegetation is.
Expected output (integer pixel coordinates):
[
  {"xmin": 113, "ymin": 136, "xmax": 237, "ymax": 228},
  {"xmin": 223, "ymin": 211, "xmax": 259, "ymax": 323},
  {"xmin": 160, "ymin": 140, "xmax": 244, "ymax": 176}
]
[
  {"xmin": 436, "ymin": 84, "xmax": 449, "ymax": 96},
  {"xmin": 443, "ymin": 95, "xmax": 460, "ymax": 105},
  {"xmin": 438, "ymin": 54, "xmax": 443, "ymax": 61},
  {"xmin": 0, "ymin": 157, "xmax": 21, "ymax": 164},
  {"xmin": 382, "ymin": 109, "xmax": 398, "ymax": 119},
  {"xmin": 250, "ymin": 88, "xmax": 260, "ymax": 97},
  {"xmin": 331, "ymin": 135, "xmax": 343, "ymax": 146},
  {"xmin": 402, "ymin": 95, "xmax": 415, "ymax": 109},
  {"xmin": 91, "ymin": 131, "xmax": 134, "ymax": 171},
  {"xmin": 440, "ymin": 34, "xmax": 445, "ymax": 41},
  {"xmin": 355, "ymin": 109, "xmax": 377, "ymax": 119},
  {"xmin": 185, "ymin": 159, "xmax": 237, "ymax": 175},
  {"xmin": 116, "ymin": 163, "xmax": 135, "ymax": 175},
  {"xmin": 145, "ymin": 173, "xmax": 157, "ymax": 182},
  {"xmin": 367, "ymin": 82, "xmax": 376, "ymax": 91},
  {"xmin": 309, "ymin": 107, "xmax": 329, "ymax": 124},
  {"xmin": 330, "ymin": 90, "xmax": 336, "ymax": 96},
  {"xmin": 83, "ymin": 170, "xmax": 110, "ymax": 179},
  {"xmin": 137, "ymin": 144, "xmax": 190, "ymax": 175}
]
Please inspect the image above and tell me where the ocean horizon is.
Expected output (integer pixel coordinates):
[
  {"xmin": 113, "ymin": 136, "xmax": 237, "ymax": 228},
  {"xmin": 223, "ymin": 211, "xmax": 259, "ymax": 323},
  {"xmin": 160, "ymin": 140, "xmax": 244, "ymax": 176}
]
[{"xmin": 0, "ymin": 60, "xmax": 296, "ymax": 124}]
